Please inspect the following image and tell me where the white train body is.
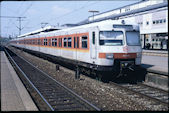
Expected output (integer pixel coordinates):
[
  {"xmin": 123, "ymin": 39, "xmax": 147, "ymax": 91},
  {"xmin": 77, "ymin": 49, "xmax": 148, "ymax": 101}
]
[{"xmin": 10, "ymin": 20, "xmax": 142, "ymax": 72}]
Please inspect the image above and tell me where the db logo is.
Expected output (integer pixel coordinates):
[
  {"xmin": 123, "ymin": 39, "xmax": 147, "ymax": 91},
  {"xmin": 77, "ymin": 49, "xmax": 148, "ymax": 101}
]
[{"xmin": 123, "ymin": 46, "xmax": 129, "ymax": 52}]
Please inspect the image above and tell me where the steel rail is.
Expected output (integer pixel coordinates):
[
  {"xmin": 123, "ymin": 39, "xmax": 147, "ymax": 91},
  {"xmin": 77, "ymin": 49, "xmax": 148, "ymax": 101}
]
[
  {"xmin": 16, "ymin": 49, "xmax": 101, "ymax": 111},
  {"xmin": 22, "ymin": 56, "xmax": 101, "ymax": 111},
  {"xmin": 4, "ymin": 48, "xmax": 55, "ymax": 111},
  {"xmin": 110, "ymin": 82, "xmax": 168, "ymax": 107},
  {"xmin": 4, "ymin": 47, "xmax": 101, "ymax": 111},
  {"xmin": 138, "ymin": 83, "xmax": 168, "ymax": 94}
]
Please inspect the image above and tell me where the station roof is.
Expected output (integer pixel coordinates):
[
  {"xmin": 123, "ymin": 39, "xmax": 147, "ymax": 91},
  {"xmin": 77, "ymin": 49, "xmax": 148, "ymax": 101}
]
[{"xmin": 78, "ymin": 2, "xmax": 168, "ymax": 25}]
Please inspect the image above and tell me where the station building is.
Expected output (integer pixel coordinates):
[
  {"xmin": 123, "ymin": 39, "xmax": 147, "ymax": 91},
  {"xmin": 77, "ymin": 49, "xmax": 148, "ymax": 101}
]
[{"xmin": 79, "ymin": 0, "xmax": 168, "ymax": 50}]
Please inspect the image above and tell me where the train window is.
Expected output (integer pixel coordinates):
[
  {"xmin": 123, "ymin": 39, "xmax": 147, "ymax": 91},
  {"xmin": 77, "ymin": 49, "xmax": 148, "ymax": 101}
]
[
  {"xmin": 44, "ymin": 39, "xmax": 48, "ymax": 45},
  {"xmin": 99, "ymin": 31, "xmax": 123, "ymax": 46},
  {"xmin": 46, "ymin": 39, "xmax": 48, "ymax": 45},
  {"xmin": 92, "ymin": 32, "xmax": 95, "ymax": 44},
  {"xmin": 44, "ymin": 39, "xmax": 45, "ymax": 45},
  {"xmin": 74, "ymin": 37, "xmax": 76, "ymax": 48},
  {"xmin": 126, "ymin": 31, "xmax": 140, "ymax": 46},
  {"xmin": 64, "ymin": 38, "xmax": 67, "ymax": 47},
  {"xmin": 32, "ymin": 40, "xmax": 34, "ymax": 44},
  {"xmin": 52, "ymin": 38, "xmax": 57, "ymax": 46},
  {"xmin": 38, "ymin": 39, "xmax": 40, "ymax": 45},
  {"xmin": 82, "ymin": 36, "xmax": 88, "ymax": 48},
  {"xmin": 153, "ymin": 21, "xmax": 155, "ymax": 24},
  {"xmin": 163, "ymin": 19, "xmax": 166, "ymax": 23},
  {"xmin": 68, "ymin": 37, "xmax": 72, "ymax": 48},
  {"xmin": 55, "ymin": 39, "xmax": 57, "ymax": 46}
]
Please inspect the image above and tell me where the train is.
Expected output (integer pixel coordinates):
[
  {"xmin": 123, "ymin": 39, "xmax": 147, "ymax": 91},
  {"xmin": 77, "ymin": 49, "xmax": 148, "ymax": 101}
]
[{"xmin": 10, "ymin": 19, "xmax": 142, "ymax": 78}]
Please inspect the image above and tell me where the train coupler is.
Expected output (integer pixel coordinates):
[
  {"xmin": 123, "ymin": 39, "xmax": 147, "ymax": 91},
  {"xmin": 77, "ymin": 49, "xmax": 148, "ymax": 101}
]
[{"xmin": 119, "ymin": 61, "xmax": 135, "ymax": 75}]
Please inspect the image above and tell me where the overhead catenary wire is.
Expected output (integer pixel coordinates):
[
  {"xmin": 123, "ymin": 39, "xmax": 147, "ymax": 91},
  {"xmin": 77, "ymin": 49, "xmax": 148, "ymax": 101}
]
[
  {"xmin": 48, "ymin": 1, "xmax": 100, "ymax": 23},
  {"xmin": 16, "ymin": 1, "xmax": 24, "ymax": 16},
  {"xmin": 2, "ymin": 1, "xmax": 24, "ymax": 35},
  {"xmin": 19, "ymin": 2, "xmax": 33, "ymax": 16},
  {"xmin": 16, "ymin": 2, "xmax": 34, "ymax": 34},
  {"xmin": 2, "ymin": 1, "xmax": 100, "ymax": 37},
  {"xmin": 29, "ymin": 1, "xmax": 100, "ymax": 30}
]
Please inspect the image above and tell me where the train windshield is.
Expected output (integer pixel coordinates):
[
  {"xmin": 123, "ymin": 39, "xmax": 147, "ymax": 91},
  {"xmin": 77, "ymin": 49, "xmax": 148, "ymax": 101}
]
[
  {"xmin": 99, "ymin": 31, "xmax": 123, "ymax": 46},
  {"xmin": 126, "ymin": 31, "xmax": 140, "ymax": 46}
]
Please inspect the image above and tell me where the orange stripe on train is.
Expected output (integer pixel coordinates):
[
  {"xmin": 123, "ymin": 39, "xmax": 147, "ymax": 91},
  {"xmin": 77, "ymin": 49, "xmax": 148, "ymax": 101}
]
[{"xmin": 99, "ymin": 53, "xmax": 136, "ymax": 59}]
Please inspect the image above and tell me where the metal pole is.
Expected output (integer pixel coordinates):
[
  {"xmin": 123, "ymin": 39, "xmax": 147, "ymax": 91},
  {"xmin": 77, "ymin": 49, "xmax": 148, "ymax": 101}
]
[
  {"xmin": 0, "ymin": 16, "xmax": 26, "ymax": 36},
  {"xmin": 88, "ymin": 10, "xmax": 99, "ymax": 23},
  {"xmin": 19, "ymin": 17, "xmax": 21, "ymax": 35}
]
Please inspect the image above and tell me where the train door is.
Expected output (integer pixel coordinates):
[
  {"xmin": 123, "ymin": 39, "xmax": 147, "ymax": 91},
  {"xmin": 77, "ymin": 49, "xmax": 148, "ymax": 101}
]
[
  {"xmin": 59, "ymin": 38, "xmax": 62, "ymax": 57},
  {"xmin": 38, "ymin": 35, "xmax": 40, "ymax": 52},
  {"xmin": 91, "ymin": 30, "xmax": 97, "ymax": 59},
  {"xmin": 74, "ymin": 36, "xmax": 79, "ymax": 61}
]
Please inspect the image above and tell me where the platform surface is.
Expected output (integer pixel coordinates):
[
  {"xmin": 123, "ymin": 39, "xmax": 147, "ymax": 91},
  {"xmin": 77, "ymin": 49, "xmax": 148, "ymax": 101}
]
[
  {"xmin": 141, "ymin": 54, "xmax": 168, "ymax": 74},
  {"xmin": 1, "ymin": 51, "xmax": 38, "ymax": 111}
]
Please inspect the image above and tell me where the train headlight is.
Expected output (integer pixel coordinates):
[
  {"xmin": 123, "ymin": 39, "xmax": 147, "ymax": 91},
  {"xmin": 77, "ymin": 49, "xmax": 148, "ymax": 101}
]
[
  {"xmin": 106, "ymin": 53, "xmax": 114, "ymax": 59},
  {"xmin": 137, "ymin": 52, "xmax": 142, "ymax": 58}
]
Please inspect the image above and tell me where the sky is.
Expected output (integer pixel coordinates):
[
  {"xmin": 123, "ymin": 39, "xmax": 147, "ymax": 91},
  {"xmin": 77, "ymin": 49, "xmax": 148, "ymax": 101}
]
[{"xmin": 1, "ymin": 0, "xmax": 140, "ymax": 38}]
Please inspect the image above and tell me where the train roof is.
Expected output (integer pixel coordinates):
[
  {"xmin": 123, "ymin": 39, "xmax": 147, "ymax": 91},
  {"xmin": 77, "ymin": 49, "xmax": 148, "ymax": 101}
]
[
  {"xmin": 42, "ymin": 19, "xmax": 138, "ymax": 35},
  {"xmin": 13, "ymin": 19, "xmax": 138, "ymax": 40}
]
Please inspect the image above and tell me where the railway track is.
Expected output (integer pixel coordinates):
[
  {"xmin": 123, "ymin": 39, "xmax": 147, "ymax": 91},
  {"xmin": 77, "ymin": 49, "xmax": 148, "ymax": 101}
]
[
  {"xmin": 110, "ymin": 81, "xmax": 168, "ymax": 108},
  {"xmin": 4, "ymin": 47, "xmax": 101, "ymax": 111}
]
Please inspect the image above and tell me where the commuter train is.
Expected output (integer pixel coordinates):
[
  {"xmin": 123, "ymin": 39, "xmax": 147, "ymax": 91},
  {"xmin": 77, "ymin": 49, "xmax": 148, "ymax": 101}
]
[{"xmin": 10, "ymin": 19, "xmax": 142, "ymax": 75}]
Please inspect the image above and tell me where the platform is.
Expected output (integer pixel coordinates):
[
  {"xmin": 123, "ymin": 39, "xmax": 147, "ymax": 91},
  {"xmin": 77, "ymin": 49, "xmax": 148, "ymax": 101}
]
[
  {"xmin": 1, "ymin": 51, "xmax": 38, "ymax": 111},
  {"xmin": 141, "ymin": 54, "xmax": 168, "ymax": 75},
  {"xmin": 142, "ymin": 49, "xmax": 168, "ymax": 57}
]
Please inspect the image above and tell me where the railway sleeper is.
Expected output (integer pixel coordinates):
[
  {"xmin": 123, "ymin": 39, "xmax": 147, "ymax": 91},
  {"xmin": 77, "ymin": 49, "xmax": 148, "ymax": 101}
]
[
  {"xmin": 53, "ymin": 102, "xmax": 77, "ymax": 106},
  {"xmin": 53, "ymin": 105, "xmax": 83, "ymax": 111},
  {"xmin": 49, "ymin": 100, "xmax": 75, "ymax": 105},
  {"xmin": 42, "ymin": 91, "xmax": 65, "ymax": 96},
  {"xmin": 45, "ymin": 95, "xmax": 70, "ymax": 100},
  {"xmin": 45, "ymin": 94, "xmax": 71, "ymax": 99}
]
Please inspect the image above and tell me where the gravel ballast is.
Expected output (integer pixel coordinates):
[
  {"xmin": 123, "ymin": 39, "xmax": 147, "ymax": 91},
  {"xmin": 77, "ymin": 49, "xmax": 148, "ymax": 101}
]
[{"xmin": 8, "ymin": 47, "xmax": 168, "ymax": 111}]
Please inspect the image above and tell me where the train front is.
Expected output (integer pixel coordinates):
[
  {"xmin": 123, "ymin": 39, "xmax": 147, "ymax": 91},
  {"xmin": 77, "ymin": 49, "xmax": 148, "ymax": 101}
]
[{"xmin": 97, "ymin": 20, "xmax": 142, "ymax": 74}]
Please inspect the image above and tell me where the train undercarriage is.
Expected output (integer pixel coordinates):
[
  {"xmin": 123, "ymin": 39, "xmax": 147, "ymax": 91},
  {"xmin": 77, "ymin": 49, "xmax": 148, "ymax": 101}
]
[{"xmin": 11, "ymin": 46, "xmax": 143, "ymax": 82}]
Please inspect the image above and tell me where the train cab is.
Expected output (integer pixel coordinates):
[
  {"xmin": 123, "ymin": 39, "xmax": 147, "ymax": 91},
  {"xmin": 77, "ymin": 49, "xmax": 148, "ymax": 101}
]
[{"xmin": 95, "ymin": 20, "xmax": 142, "ymax": 72}]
